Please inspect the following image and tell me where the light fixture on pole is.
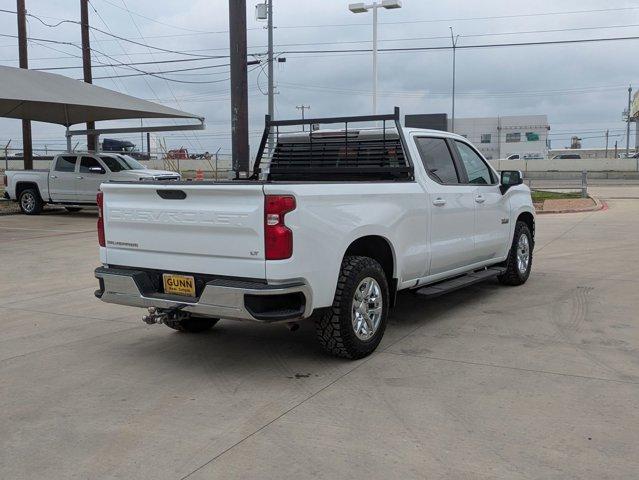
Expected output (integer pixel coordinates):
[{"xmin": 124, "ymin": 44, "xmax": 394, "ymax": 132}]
[{"xmin": 348, "ymin": 1, "xmax": 402, "ymax": 115}]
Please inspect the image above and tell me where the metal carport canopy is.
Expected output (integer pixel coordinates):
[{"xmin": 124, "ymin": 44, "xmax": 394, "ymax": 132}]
[{"xmin": 0, "ymin": 65, "xmax": 201, "ymax": 125}]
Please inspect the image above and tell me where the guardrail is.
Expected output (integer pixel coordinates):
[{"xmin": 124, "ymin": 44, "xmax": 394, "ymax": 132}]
[{"xmin": 526, "ymin": 170, "xmax": 589, "ymax": 198}]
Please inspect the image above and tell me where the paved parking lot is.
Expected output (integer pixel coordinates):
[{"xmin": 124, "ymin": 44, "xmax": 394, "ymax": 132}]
[{"xmin": 1, "ymin": 189, "xmax": 638, "ymax": 479}]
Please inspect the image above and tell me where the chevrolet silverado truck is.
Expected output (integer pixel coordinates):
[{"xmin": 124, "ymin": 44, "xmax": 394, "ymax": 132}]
[
  {"xmin": 94, "ymin": 109, "xmax": 535, "ymax": 359},
  {"xmin": 4, "ymin": 152, "xmax": 179, "ymax": 215}
]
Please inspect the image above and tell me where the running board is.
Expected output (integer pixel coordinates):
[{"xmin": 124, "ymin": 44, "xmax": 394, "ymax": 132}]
[{"xmin": 414, "ymin": 267, "xmax": 506, "ymax": 298}]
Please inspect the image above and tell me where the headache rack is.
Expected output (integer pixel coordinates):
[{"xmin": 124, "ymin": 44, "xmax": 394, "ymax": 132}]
[{"xmin": 252, "ymin": 107, "xmax": 414, "ymax": 181}]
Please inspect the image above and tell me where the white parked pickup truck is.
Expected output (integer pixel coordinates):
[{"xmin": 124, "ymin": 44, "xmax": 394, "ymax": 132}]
[
  {"xmin": 3, "ymin": 152, "xmax": 180, "ymax": 214},
  {"xmin": 94, "ymin": 109, "xmax": 535, "ymax": 359}
]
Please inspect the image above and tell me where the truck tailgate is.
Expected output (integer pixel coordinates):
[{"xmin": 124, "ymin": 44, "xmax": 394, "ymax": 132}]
[{"xmin": 101, "ymin": 182, "xmax": 266, "ymax": 279}]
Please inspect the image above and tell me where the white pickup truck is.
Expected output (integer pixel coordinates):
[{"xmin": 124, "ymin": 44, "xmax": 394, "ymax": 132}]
[
  {"xmin": 94, "ymin": 110, "xmax": 535, "ymax": 359},
  {"xmin": 3, "ymin": 152, "xmax": 180, "ymax": 214}
]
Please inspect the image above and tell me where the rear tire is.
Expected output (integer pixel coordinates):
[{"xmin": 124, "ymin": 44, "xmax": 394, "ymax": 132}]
[
  {"xmin": 18, "ymin": 188, "xmax": 43, "ymax": 215},
  {"xmin": 498, "ymin": 221, "xmax": 533, "ymax": 286},
  {"xmin": 164, "ymin": 316, "xmax": 219, "ymax": 333},
  {"xmin": 315, "ymin": 256, "xmax": 389, "ymax": 359},
  {"xmin": 64, "ymin": 207, "xmax": 82, "ymax": 213}
]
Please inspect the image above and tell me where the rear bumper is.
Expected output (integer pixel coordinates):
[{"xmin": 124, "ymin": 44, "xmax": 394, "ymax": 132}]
[{"xmin": 94, "ymin": 266, "xmax": 312, "ymax": 323}]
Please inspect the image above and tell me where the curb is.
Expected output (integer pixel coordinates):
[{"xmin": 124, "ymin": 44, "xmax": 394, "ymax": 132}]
[{"xmin": 536, "ymin": 196, "xmax": 606, "ymax": 215}]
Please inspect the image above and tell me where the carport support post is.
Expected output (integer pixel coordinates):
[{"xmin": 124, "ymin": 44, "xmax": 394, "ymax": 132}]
[
  {"xmin": 80, "ymin": 0, "xmax": 96, "ymax": 151},
  {"xmin": 16, "ymin": 0, "xmax": 33, "ymax": 170},
  {"xmin": 229, "ymin": 0, "xmax": 250, "ymax": 177},
  {"xmin": 66, "ymin": 128, "xmax": 72, "ymax": 153}
]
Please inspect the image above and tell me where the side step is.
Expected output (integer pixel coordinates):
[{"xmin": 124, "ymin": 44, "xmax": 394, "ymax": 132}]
[{"xmin": 414, "ymin": 267, "xmax": 506, "ymax": 298}]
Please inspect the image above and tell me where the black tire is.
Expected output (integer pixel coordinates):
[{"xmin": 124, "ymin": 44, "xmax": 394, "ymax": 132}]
[
  {"xmin": 18, "ymin": 188, "xmax": 44, "ymax": 215},
  {"xmin": 315, "ymin": 256, "xmax": 389, "ymax": 359},
  {"xmin": 498, "ymin": 221, "xmax": 533, "ymax": 286},
  {"xmin": 164, "ymin": 316, "xmax": 219, "ymax": 333},
  {"xmin": 64, "ymin": 207, "xmax": 82, "ymax": 213}
]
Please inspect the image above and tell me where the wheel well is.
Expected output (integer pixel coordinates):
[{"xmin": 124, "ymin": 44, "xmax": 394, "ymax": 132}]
[
  {"xmin": 15, "ymin": 182, "xmax": 40, "ymax": 199},
  {"xmin": 344, "ymin": 235, "xmax": 397, "ymax": 305},
  {"xmin": 517, "ymin": 212, "xmax": 535, "ymax": 244}
]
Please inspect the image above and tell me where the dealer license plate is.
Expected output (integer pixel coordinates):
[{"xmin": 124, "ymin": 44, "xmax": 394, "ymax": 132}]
[{"xmin": 162, "ymin": 274, "xmax": 196, "ymax": 297}]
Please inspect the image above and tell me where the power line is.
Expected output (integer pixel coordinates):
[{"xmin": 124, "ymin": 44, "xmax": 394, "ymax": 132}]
[
  {"xmin": 280, "ymin": 35, "xmax": 639, "ymax": 55},
  {"xmin": 0, "ymin": 8, "xmax": 220, "ymax": 58}
]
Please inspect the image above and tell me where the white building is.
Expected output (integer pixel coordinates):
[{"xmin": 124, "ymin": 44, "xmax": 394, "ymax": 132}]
[{"xmin": 449, "ymin": 115, "xmax": 550, "ymax": 160}]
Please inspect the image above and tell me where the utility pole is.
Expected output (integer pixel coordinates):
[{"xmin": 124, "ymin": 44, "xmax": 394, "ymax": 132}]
[
  {"xmin": 605, "ymin": 129, "xmax": 609, "ymax": 158},
  {"xmin": 80, "ymin": 0, "xmax": 96, "ymax": 151},
  {"xmin": 16, "ymin": 0, "xmax": 32, "ymax": 170},
  {"xmin": 449, "ymin": 26, "xmax": 459, "ymax": 133},
  {"xmin": 296, "ymin": 105, "xmax": 310, "ymax": 131},
  {"xmin": 626, "ymin": 85, "xmax": 632, "ymax": 157},
  {"xmin": 229, "ymin": 0, "xmax": 250, "ymax": 176},
  {"xmin": 266, "ymin": 0, "xmax": 275, "ymax": 154}
]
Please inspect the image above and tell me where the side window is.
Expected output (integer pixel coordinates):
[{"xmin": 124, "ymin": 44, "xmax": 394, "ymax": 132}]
[
  {"xmin": 414, "ymin": 137, "xmax": 460, "ymax": 184},
  {"xmin": 54, "ymin": 156, "xmax": 77, "ymax": 172},
  {"xmin": 100, "ymin": 156, "xmax": 124, "ymax": 172},
  {"xmin": 455, "ymin": 141, "xmax": 494, "ymax": 185},
  {"xmin": 79, "ymin": 156, "xmax": 103, "ymax": 173}
]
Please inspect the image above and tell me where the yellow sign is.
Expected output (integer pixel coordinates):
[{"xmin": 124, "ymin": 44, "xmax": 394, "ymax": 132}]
[{"xmin": 163, "ymin": 274, "xmax": 196, "ymax": 297}]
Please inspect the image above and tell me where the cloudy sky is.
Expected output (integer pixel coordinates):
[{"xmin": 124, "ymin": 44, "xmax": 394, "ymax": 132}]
[{"xmin": 0, "ymin": 0, "xmax": 638, "ymax": 155}]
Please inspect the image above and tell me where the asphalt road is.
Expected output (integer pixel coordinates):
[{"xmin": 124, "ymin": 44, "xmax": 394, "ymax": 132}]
[{"xmin": 1, "ymin": 189, "xmax": 638, "ymax": 479}]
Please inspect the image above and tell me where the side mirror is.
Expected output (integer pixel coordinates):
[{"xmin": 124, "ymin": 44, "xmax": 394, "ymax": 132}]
[
  {"xmin": 89, "ymin": 166, "xmax": 106, "ymax": 174},
  {"xmin": 500, "ymin": 170, "xmax": 523, "ymax": 194}
]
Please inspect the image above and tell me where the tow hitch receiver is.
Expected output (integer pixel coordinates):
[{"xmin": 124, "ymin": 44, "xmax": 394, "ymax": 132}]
[{"xmin": 142, "ymin": 306, "xmax": 189, "ymax": 325}]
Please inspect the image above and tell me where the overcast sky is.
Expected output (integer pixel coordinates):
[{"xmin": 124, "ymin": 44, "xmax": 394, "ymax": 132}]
[{"xmin": 1, "ymin": 0, "xmax": 638, "ymax": 155}]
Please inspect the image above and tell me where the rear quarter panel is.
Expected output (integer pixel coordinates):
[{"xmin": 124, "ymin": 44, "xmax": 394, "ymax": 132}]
[
  {"xmin": 263, "ymin": 182, "xmax": 428, "ymax": 308},
  {"xmin": 7, "ymin": 171, "xmax": 50, "ymax": 200}
]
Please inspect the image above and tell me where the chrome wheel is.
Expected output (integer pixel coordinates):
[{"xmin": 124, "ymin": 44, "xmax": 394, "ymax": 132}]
[
  {"xmin": 21, "ymin": 191, "xmax": 36, "ymax": 213},
  {"xmin": 351, "ymin": 277, "xmax": 383, "ymax": 341},
  {"xmin": 517, "ymin": 234, "xmax": 530, "ymax": 274}
]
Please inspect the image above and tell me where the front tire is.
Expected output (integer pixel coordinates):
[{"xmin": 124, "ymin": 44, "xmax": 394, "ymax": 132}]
[
  {"xmin": 498, "ymin": 221, "xmax": 533, "ymax": 286},
  {"xmin": 19, "ymin": 188, "xmax": 43, "ymax": 215},
  {"xmin": 315, "ymin": 256, "xmax": 389, "ymax": 359},
  {"xmin": 164, "ymin": 316, "xmax": 219, "ymax": 333}
]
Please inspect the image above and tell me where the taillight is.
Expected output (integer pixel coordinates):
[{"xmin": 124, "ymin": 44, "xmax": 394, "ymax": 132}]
[
  {"xmin": 264, "ymin": 195, "xmax": 295, "ymax": 260},
  {"xmin": 96, "ymin": 191, "xmax": 105, "ymax": 247},
  {"xmin": 2, "ymin": 175, "xmax": 7, "ymax": 187}
]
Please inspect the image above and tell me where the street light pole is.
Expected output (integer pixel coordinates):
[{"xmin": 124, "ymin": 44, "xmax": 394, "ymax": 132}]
[
  {"xmin": 267, "ymin": 0, "xmax": 275, "ymax": 154},
  {"xmin": 372, "ymin": 5, "xmax": 378, "ymax": 115},
  {"xmin": 348, "ymin": 1, "xmax": 402, "ymax": 115},
  {"xmin": 449, "ymin": 26, "xmax": 459, "ymax": 133},
  {"xmin": 626, "ymin": 85, "xmax": 632, "ymax": 157}
]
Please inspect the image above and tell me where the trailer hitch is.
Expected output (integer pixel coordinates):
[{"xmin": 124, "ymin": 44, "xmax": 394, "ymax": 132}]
[{"xmin": 142, "ymin": 305, "xmax": 189, "ymax": 325}]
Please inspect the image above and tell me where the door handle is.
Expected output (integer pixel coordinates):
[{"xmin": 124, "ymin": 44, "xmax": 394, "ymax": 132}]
[
  {"xmin": 76, "ymin": 176, "xmax": 84, "ymax": 179},
  {"xmin": 475, "ymin": 195, "xmax": 485, "ymax": 204},
  {"xmin": 432, "ymin": 198, "xmax": 447, "ymax": 206},
  {"xmin": 50, "ymin": 175, "xmax": 58, "ymax": 179}
]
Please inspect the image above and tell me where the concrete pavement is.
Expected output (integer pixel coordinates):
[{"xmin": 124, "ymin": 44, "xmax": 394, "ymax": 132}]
[{"xmin": 1, "ymin": 193, "xmax": 638, "ymax": 479}]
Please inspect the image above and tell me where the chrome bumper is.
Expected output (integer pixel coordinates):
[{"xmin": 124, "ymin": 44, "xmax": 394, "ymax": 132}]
[{"xmin": 94, "ymin": 267, "xmax": 312, "ymax": 322}]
